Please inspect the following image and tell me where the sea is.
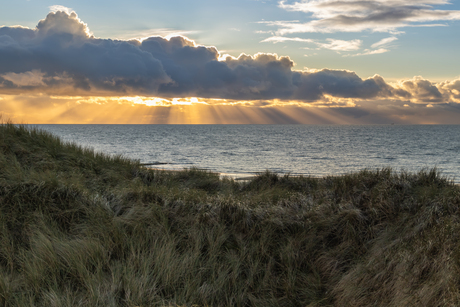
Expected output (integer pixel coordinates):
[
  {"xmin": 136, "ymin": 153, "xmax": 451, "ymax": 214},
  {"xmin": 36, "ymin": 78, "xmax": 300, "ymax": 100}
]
[{"xmin": 34, "ymin": 125, "xmax": 460, "ymax": 182}]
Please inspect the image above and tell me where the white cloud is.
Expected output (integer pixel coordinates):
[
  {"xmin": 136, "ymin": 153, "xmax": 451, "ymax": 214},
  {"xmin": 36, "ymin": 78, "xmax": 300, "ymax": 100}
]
[
  {"xmin": 316, "ymin": 38, "xmax": 362, "ymax": 51},
  {"xmin": 261, "ymin": 36, "xmax": 361, "ymax": 51},
  {"xmin": 255, "ymin": 30, "xmax": 274, "ymax": 34},
  {"xmin": 37, "ymin": 10, "xmax": 92, "ymax": 38},
  {"xmin": 269, "ymin": 0, "xmax": 460, "ymax": 34},
  {"xmin": 371, "ymin": 37, "xmax": 398, "ymax": 49},
  {"xmin": 346, "ymin": 48, "xmax": 389, "ymax": 56},
  {"xmin": 260, "ymin": 36, "xmax": 314, "ymax": 43},
  {"xmin": 49, "ymin": 5, "xmax": 73, "ymax": 14}
]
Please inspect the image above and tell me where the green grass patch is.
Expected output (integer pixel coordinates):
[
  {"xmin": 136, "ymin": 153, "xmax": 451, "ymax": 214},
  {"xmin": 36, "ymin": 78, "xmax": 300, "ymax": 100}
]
[{"xmin": 1, "ymin": 122, "xmax": 460, "ymax": 306}]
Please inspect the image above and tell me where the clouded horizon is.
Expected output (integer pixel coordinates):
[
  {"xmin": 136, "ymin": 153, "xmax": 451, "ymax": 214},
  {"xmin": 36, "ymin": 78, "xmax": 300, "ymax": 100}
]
[{"xmin": 1, "ymin": 3, "xmax": 460, "ymax": 124}]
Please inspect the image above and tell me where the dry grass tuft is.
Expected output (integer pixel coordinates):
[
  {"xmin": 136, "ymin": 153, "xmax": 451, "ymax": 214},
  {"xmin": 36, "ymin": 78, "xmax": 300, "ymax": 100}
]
[{"xmin": 1, "ymin": 122, "xmax": 460, "ymax": 306}]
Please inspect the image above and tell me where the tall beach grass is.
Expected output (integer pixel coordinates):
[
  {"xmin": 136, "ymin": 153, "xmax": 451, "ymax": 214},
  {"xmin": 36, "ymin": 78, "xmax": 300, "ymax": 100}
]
[{"xmin": 1, "ymin": 122, "xmax": 460, "ymax": 306}]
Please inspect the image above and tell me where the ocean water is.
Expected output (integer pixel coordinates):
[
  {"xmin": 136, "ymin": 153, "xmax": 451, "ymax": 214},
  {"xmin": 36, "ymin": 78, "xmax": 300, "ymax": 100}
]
[{"xmin": 34, "ymin": 125, "xmax": 460, "ymax": 181}]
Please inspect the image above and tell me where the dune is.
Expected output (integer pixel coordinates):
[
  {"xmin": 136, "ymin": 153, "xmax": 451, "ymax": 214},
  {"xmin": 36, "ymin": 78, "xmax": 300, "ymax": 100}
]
[{"xmin": 1, "ymin": 122, "xmax": 459, "ymax": 306}]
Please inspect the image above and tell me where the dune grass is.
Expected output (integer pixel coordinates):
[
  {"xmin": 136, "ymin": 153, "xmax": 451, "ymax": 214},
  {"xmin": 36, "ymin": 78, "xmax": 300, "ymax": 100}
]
[{"xmin": 1, "ymin": 122, "xmax": 460, "ymax": 306}]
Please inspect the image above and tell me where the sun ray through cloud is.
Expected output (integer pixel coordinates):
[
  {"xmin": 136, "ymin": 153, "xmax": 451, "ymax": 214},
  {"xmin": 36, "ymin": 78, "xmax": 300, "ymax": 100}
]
[{"xmin": 0, "ymin": 6, "xmax": 459, "ymax": 124}]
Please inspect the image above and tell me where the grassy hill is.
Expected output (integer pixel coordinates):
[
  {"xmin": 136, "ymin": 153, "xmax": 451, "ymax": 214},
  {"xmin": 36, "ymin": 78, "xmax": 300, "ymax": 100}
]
[{"xmin": 1, "ymin": 122, "xmax": 460, "ymax": 306}]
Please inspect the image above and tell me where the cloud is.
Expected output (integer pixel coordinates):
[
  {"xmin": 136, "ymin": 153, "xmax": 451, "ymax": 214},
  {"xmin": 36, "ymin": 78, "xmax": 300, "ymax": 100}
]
[
  {"xmin": 1, "ymin": 70, "xmax": 45, "ymax": 86},
  {"xmin": 261, "ymin": 36, "xmax": 361, "ymax": 51},
  {"xmin": 0, "ymin": 76, "xmax": 16, "ymax": 89},
  {"xmin": 113, "ymin": 28, "xmax": 199, "ymax": 41},
  {"xmin": 371, "ymin": 36, "xmax": 398, "ymax": 48},
  {"xmin": 291, "ymin": 70, "xmax": 401, "ymax": 101},
  {"xmin": 396, "ymin": 76, "xmax": 444, "ymax": 103},
  {"xmin": 315, "ymin": 38, "xmax": 362, "ymax": 51},
  {"xmin": 439, "ymin": 79, "xmax": 460, "ymax": 102},
  {"xmin": 0, "ymin": 11, "xmax": 171, "ymax": 95},
  {"xmin": 273, "ymin": 0, "xmax": 460, "ymax": 34},
  {"xmin": 0, "ymin": 9, "xmax": 459, "ymax": 108},
  {"xmin": 49, "ymin": 5, "xmax": 73, "ymax": 14},
  {"xmin": 260, "ymin": 36, "xmax": 314, "ymax": 43},
  {"xmin": 346, "ymin": 48, "xmax": 389, "ymax": 56},
  {"xmin": 342, "ymin": 36, "xmax": 396, "ymax": 56},
  {"xmin": 0, "ymin": 10, "xmax": 403, "ymax": 103},
  {"xmin": 36, "ymin": 10, "xmax": 92, "ymax": 38}
]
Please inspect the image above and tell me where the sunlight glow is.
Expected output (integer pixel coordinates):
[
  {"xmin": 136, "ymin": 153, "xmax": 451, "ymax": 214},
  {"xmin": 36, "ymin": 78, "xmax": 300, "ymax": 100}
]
[
  {"xmin": 2, "ymin": 91, "xmax": 460, "ymax": 125},
  {"xmin": 1, "ymin": 94, "xmax": 360, "ymax": 124}
]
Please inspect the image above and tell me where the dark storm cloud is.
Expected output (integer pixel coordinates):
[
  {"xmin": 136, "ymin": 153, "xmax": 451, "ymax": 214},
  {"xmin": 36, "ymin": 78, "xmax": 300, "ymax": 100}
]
[
  {"xmin": 0, "ymin": 10, "xmax": 401, "ymax": 101},
  {"xmin": 0, "ymin": 11, "xmax": 171, "ymax": 94},
  {"xmin": 399, "ymin": 78, "xmax": 443, "ymax": 103},
  {"xmin": 0, "ymin": 76, "xmax": 16, "ymax": 89},
  {"xmin": 291, "ymin": 70, "xmax": 398, "ymax": 101},
  {"xmin": 0, "ymin": 10, "xmax": 458, "ymax": 105}
]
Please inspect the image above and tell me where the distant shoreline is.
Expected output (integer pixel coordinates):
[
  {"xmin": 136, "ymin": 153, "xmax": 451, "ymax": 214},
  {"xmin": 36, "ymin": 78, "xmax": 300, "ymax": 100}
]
[{"xmin": 34, "ymin": 124, "xmax": 460, "ymax": 184}]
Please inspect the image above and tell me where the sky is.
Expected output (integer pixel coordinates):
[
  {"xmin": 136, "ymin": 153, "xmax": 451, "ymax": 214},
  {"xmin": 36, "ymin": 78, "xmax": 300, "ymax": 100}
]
[{"xmin": 1, "ymin": 0, "xmax": 460, "ymax": 124}]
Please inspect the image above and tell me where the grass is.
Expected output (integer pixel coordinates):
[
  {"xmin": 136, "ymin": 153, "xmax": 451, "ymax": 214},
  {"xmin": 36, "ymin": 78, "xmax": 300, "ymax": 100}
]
[{"xmin": 1, "ymin": 121, "xmax": 460, "ymax": 306}]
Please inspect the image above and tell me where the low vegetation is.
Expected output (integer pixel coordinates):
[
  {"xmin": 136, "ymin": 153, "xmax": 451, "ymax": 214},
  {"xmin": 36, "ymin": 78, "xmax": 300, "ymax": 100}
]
[{"xmin": 1, "ymin": 122, "xmax": 460, "ymax": 306}]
